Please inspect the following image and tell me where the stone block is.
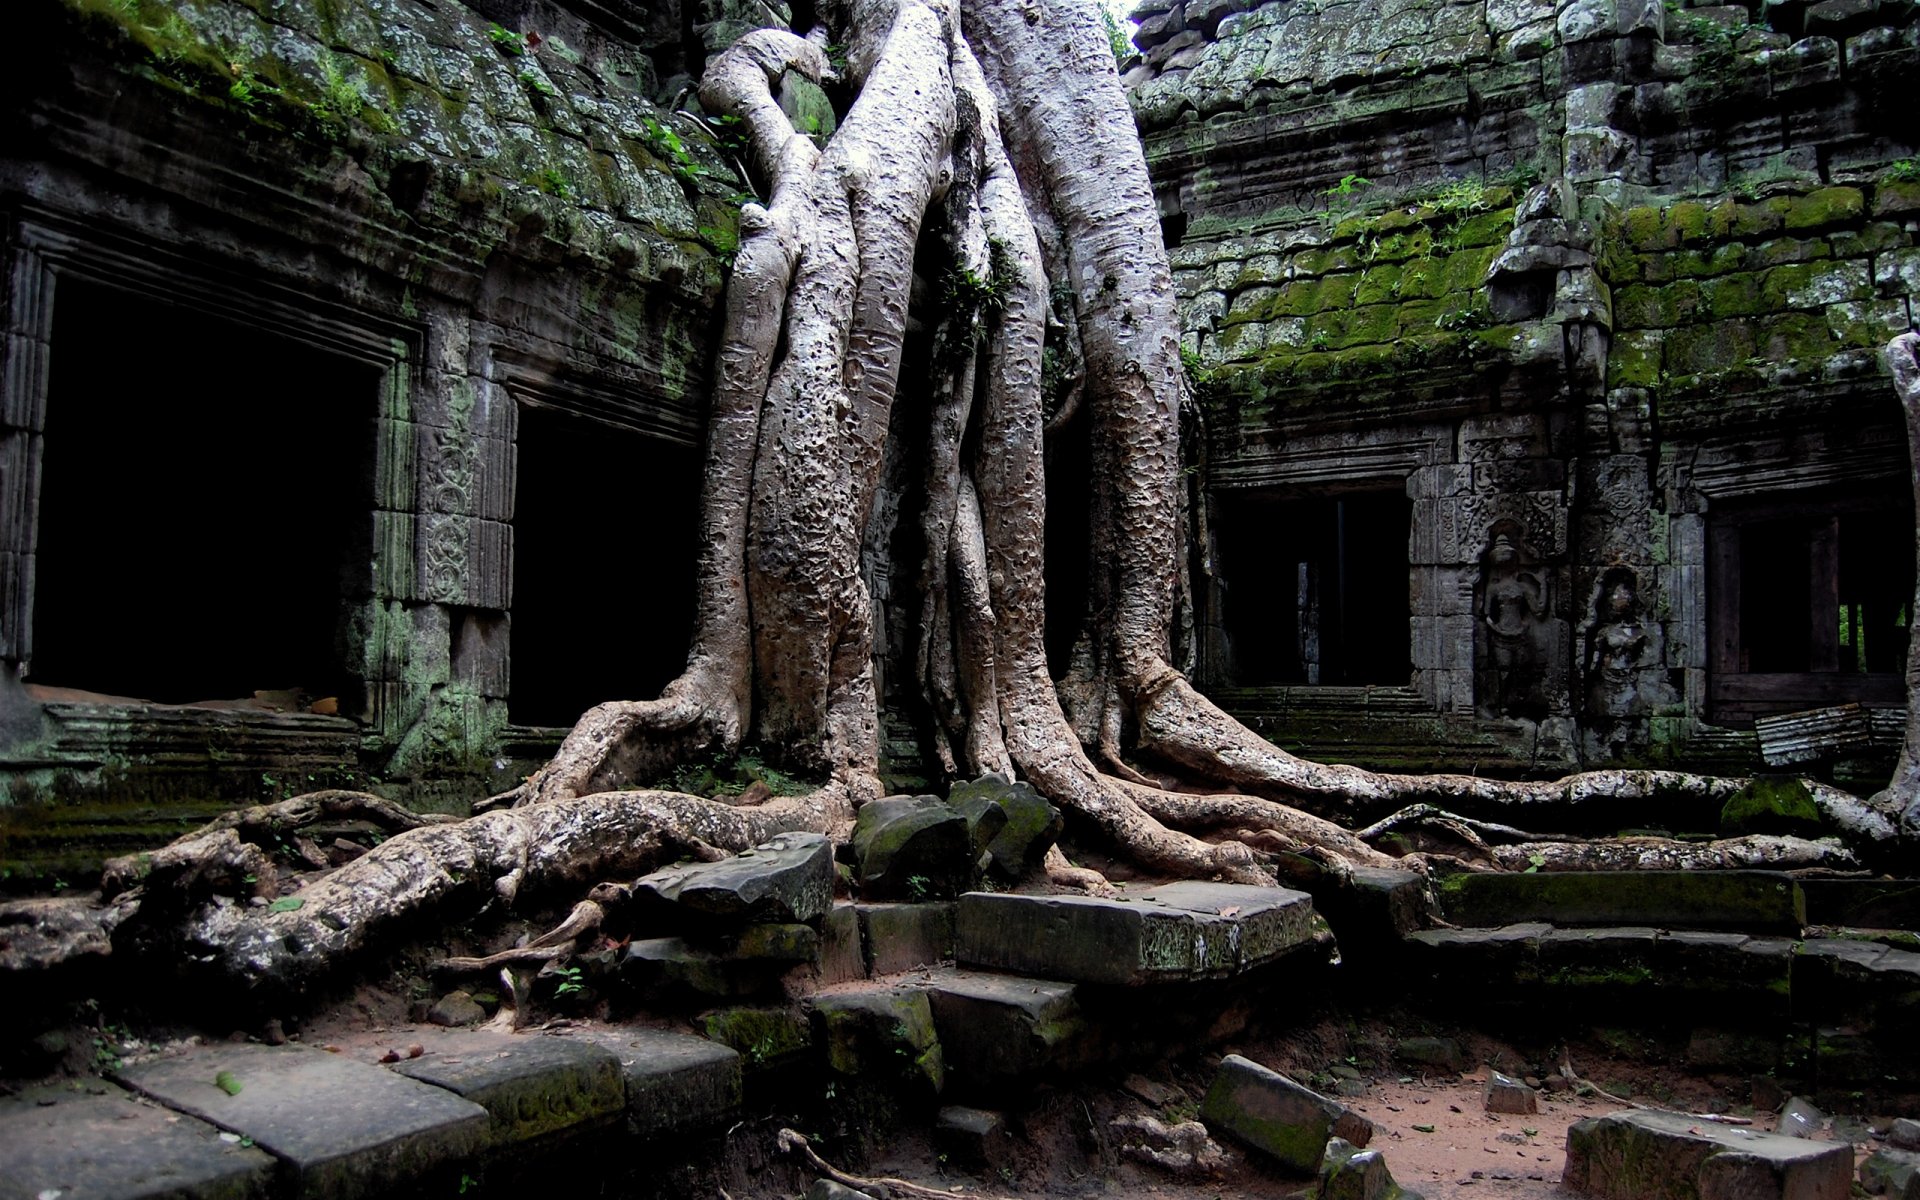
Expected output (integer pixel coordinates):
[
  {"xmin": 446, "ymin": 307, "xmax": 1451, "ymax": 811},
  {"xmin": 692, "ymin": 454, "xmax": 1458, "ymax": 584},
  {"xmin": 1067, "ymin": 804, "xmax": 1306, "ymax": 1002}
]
[
  {"xmin": 635, "ymin": 831, "xmax": 834, "ymax": 930},
  {"xmin": 935, "ymin": 1106, "xmax": 1013, "ymax": 1173},
  {"xmin": 948, "ymin": 773, "xmax": 1064, "ymax": 880},
  {"xmin": 816, "ymin": 901, "xmax": 867, "ymax": 983},
  {"xmin": 1320, "ymin": 1137, "xmax": 1420, "ymax": 1200},
  {"xmin": 565, "ymin": 1027, "xmax": 742, "ymax": 1140},
  {"xmin": 1434, "ymin": 870, "xmax": 1803, "ymax": 932},
  {"xmin": 809, "ymin": 986, "xmax": 944, "ymax": 1092},
  {"xmin": 1484, "ymin": 1071, "xmax": 1539, "ymax": 1114},
  {"xmin": 390, "ymin": 1031, "xmax": 625, "ymax": 1148},
  {"xmin": 699, "ymin": 1006, "xmax": 814, "ymax": 1072},
  {"xmin": 1564, "ymin": 1109, "xmax": 1851, "ymax": 1200},
  {"xmin": 859, "ymin": 902, "xmax": 956, "ymax": 975},
  {"xmin": 924, "ymin": 969, "xmax": 1087, "ymax": 1085},
  {"xmin": 1800, "ymin": 878, "xmax": 1920, "ymax": 929},
  {"xmin": 953, "ymin": 882, "xmax": 1317, "ymax": 985},
  {"xmin": 1200, "ymin": 1054, "xmax": 1373, "ymax": 1174},
  {"xmin": 851, "ymin": 796, "xmax": 974, "ymax": 901},
  {"xmin": 0, "ymin": 1082, "xmax": 278, "ymax": 1200},
  {"xmin": 623, "ymin": 925, "xmax": 818, "ymax": 997},
  {"xmin": 115, "ymin": 1044, "xmax": 488, "ymax": 1200},
  {"xmin": 1861, "ymin": 1148, "xmax": 1920, "ymax": 1198},
  {"xmin": 1393, "ymin": 1037, "xmax": 1465, "ymax": 1075},
  {"xmin": 1778, "ymin": 1095, "xmax": 1824, "ymax": 1138},
  {"xmin": 1890, "ymin": 1118, "xmax": 1920, "ymax": 1150}
]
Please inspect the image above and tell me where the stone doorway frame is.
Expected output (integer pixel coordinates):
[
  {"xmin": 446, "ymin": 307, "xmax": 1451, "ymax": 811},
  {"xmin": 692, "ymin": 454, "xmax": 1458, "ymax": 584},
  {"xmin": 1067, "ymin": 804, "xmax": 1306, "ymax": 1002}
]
[{"xmin": 0, "ymin": 212, "xmax": 421, "ymax": 742}]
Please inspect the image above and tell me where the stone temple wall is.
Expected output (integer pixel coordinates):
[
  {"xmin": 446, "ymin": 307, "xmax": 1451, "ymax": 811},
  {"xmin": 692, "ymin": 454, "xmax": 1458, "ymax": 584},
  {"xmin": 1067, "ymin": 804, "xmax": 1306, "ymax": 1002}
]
[
  {"xmin": 1131, "ymin": 0, "xmax": 1920, "ymax": 779},
  {"xmin": 0, "ymin": 0, "xmax": 759, "ymax": 880}
]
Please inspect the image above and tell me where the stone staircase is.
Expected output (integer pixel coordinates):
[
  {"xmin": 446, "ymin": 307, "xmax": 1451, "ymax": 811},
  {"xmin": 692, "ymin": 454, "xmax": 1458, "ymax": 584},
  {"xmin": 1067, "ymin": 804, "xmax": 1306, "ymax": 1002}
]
[{"xmin": 0, "ymin": 866, "xmax": 1333, "ymax": 1200}]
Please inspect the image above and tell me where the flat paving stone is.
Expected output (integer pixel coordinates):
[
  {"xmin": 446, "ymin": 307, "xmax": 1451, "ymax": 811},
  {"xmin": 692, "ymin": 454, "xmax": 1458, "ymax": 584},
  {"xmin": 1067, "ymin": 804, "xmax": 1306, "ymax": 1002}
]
[
  {"xmin": 388, "ymin": 1030, "xmax": 625, "ymax": 1149},
  {"xmin": 1565, "ymin": 1108, "xmax": 1851, "ymax": 1200},
  {"xmin": 0, "ymin": 1081, "xmax": 277, "ymax": 1200},
  {"xmin": 115, "ymin": 1044, "xmax": 488, "ymax": 1200},
  {"xmin": 954, "ymin": 882, "xmax": 1316, "ymax": 985},
  {"xmin": 563, "ymin": 1026, "xmax": 742, "ymax": 1139}
]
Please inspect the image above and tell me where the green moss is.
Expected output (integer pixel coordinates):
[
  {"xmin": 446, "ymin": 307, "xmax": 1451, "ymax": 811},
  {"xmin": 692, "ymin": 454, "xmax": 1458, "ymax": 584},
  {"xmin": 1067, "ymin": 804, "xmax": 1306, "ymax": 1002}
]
[
  {"xmin": 1720, "ymin": 776, "xmax": 1825, "ymax": 837},
  {"xmin": 1620, "ymin": 206, "xmax": 1666, "ymax": 252},
  {"xmin": 1873, "ymin": 179, "xmax": 1920, "ymax": 218},
  {"xmin": 1701, "ymin": 272, "xmax": 1764, "ymax": 319},
  {"xmin": 701, "ymin": 1006, "xmax": 811, "ymax": 1066},
  {"xmin": 1784, "ymin": 186, "xmax": 1865, "ymax": 231}
]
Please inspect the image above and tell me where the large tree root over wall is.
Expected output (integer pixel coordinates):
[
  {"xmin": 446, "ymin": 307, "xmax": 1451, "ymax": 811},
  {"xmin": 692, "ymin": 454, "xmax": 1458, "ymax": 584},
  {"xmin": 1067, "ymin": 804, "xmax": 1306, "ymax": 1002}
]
[{"xmin": 8, "ymin": 4, "xmax": 1915, "ymax": 996}]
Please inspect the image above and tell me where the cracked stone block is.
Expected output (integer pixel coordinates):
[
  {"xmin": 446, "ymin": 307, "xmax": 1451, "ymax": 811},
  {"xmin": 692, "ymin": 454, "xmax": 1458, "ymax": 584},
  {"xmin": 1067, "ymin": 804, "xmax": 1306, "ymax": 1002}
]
[
  {"xmin": 115, "ymin": 1043, "xmax": 488, "ymax": 1200},
  {"xmin": 924, "ymin": 969, "xmax": 1088, "ymax": 1085},
  {"xmin": 808, "ymin": 986, "xmax": 944, "ymax": 1092},
  {"xmin": 635, "ymin": 831, "xmax": 834, "ymax": 929},
  {"xmin": 389, "ymin": 1030, "xmax": 625, "ymax": 1148},
  {"xmin": 0, "ymin": 1082, "xmax": 277, "ymax": 1200},
  {"xmin": 1564, "ymin": 1109, "xmax": 1851, "ymax": 1200}
]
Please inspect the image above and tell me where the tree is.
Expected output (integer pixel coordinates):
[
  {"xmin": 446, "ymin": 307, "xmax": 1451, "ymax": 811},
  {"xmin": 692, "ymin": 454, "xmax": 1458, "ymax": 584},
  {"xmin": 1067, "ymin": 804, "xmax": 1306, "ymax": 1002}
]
[{"xmin": 6, "ymin": 0, "xmax": 1906, "ymax": 998}]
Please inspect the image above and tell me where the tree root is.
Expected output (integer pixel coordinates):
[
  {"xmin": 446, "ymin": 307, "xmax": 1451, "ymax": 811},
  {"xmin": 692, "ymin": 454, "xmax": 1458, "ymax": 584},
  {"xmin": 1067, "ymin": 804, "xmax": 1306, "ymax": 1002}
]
[{"xmin": 777, "ymin": 1128, "xmax": 1012, "ymax": 1200}]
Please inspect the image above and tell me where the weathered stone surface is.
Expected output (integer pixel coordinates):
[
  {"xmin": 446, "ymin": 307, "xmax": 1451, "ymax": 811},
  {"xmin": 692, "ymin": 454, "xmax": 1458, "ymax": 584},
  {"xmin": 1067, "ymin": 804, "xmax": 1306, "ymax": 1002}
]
[
  {"xmin": 954, "ymin": 882, "xmax": 1317, "ymax": 985},
  {"xmin": 948, "ymin": 773, "xmax": 1064, "ymax": 879},
  {"xmin": 806, "ymin": 1180, "xmax": 878, "ymax": 1200},
  {"xmin": 1720, "ymin": 778, "xmax": 1826, "ymax": 837},
  {"xmin": 1320, "ymin": 1136, "xmax": 1422, "ymax": 1200},
  {"xmin": 851, "ymin": 796, "xmax": 974, "ymax": 901},
  {"xmin": 390, "ymin": 1031, "xmax": 624, "ymax": 1148},
  {"xmin": 565, "ymin": 1027, "xmax": 742, "ymax": 1139},
  {"xmin": 699, "ymin": 1006, "xmax": 814, "ymax": 1071},
  {"xmin": 623, "ymin": 925, "xmax": 818, "ymax": 997},
  {"xmin": 1778, "ymin": 1095, "xmax": 1824, "ymax": 1138},
  {"xmin": 1200, "ymin": 1054, "xmax": 1374, "ymax": 1174},
  {"xmin": 1890, "ymin": 1118, "xmax": 1920, "ymax": 1150},
  {"xmin": 859, "ymin": 902, "xmax": 956, "ymax": 975},
  {"xmin": 635, "ymin": 832, "xmax": 834, "ymax": 928},
  {"xmin": 1394, "ymin": 1036, "xmax": 1465, "ymax": 1074},
  {"xmin": 428, "ymin": 990, "xmax": 488, "ymax": 1027},
  {"xmin": 935, "ymin": 1106, "xmax": 1014, "ymax": 1172},
  {"xmin": 1861, "ymin": 1148, "xmax": 1920, "ymax": 1198},
  {"xmin": 1483, "ymin": 1070, "xmax": 1538, "ymax": 1113},
  {"xmin": 1801, "ymin": 881, "xmax": 1920, "ymax": 930},
  {"xmin": 116, "ymin": 1044, "xmax": 488, "ymax": 1199},
  {"xmin": 809, "ymin": 986, "xmax": 944, "ymax": 1092},
  {"xmin": 924, "ymin": 969, "xmax": 1087, "ymax": 1084},
  {"xmin": 1564, "ymin": 1109, "xmax": 1851, "ymax": 1200},
  {"xmin": 817, "ymin": 902, "xmax": 867, "ymax": 984},
  {"xmin": 1435, "ymin": 870, "xmax": 1804, "ymax": 932},
  {"xmin": 0, "ymin": 1081, "xmax": 277, "ymax": 1200}
]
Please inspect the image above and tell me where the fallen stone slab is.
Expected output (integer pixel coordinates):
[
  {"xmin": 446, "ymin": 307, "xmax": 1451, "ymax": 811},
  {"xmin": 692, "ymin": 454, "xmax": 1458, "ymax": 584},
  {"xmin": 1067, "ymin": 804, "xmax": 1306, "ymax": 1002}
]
[
  {"xmin": 809, "ymin": 986, "xmax": 944, "ymax": 1092},
  {"xmin": 1779, "ymin": 1095, "xmax": 1824, "ymax": 1138},
  {"xmin": 936, "ymin": 1105, "xmax": 1014, "ymax": 1172},
  {"xmin": 635, "ymin": 832, "xmax": 834, "ymax": 929},
  {"xmin": 953, "ymin": 882, "xmax": 1317, "ymax": 985},
  {"xmin": 389, "ymin": 1030, "xmax": 625, "ymax": 1149},
  {"xmin": 563, "ymin": 1026, "xmax": 743, "ymax": 1139},
  {"xmin": 858, "ymin": 902, "xmax": 955, "ymax": 975},
  {"xmin": 924, "ymin": 968, "xmax": 1088, "ymax": 1085},
  {"xmin": 1891, "ymin": 1118, "xmax": 1920, "ymax": 1151},
  {"xmin": 1564, "ymin": 1108, "xmax": 1852, "ymax": 1200},
  {"xmin": 851, "ymin": 796, "xmax": 974, "ymax": 901},
  {"xmin": 623, "ymin": 925, "xmax": 819, "ymax": 997},
  {"xmin": 115, "ymin": 1043, "xmax": 488, "ymax": 1200},
  {"xmin": 1200, "ymin": 1054, "xmax": 1373, "ymax": 1174},
  {"xmin": 1861, "ymin": 1148, "xmax": 1920, "ymax": 1198},
  {"xmin": 1483, "ymin": 1071, "xmax": 1538, "ymax": 1114},
  {"xmin": 1435, "ymin": 870, "xmax": 1804, "ymax": 932},
  {"xmin": 0, "ymin": 1081, "xmax": 278, "ymax": 1200}
]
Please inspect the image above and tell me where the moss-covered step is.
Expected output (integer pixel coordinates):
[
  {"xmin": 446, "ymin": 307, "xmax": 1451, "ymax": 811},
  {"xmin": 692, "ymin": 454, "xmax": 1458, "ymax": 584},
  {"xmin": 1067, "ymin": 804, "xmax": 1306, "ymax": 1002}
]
[
  {"xmin": 390, "ymin": 1030, "xmax": 626, "ymax": 1150},
  {"xmin": 114, "ymin": 1043, "xmax": 489, "ymax": 1200},
  {"xmin": 1564, "ymin": 1109, "xmax": 1851, "ymax": 1200},
  {"xmin": 953, "ymin": 881, "xmax": 1318, "ymax": 985},
  {"xmin": 1433, "ymin": 869, "xmax": 1805, "ymax": 932}
]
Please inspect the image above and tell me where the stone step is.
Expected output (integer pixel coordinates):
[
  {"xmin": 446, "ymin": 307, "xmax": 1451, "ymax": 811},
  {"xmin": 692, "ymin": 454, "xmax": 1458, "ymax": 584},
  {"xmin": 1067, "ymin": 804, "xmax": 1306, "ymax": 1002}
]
[
  {"xmin": 1800, "ymin": 877, "xmax": 1920, "ymax": 930},
  {"xmin": 921, "ymin": 968, "xmax": 1089, "ymax": 1086},
  {"xmin": 114, "ymin": 1042, "xmax": 490, "ymax": 1200},
  {"xmin": 1407, "ymin": 922, "xmax": 1920, "ymax": 1028},
  {"xmin": 953, "ymin": 881, "xmax": 1320, "ymax": 985},
  {"xmin": 40, "ymin": 1026, "xmax": 744, "ymax": 1200},
  {"xmin": 1434, "ymin": 869, "xmax": 1805, "ymax": 933},
  {"xmin": 1565, "ymin": 1108, "xmax": 1852, "ymax": 1200}
]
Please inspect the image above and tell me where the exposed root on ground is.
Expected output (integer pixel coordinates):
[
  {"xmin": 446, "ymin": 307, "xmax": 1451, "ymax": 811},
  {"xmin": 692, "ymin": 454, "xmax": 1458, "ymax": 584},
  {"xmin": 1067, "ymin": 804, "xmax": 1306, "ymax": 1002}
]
[{"xmin": 778, "ymin": 1127, "xmax": 1014, "ymax": 1200}]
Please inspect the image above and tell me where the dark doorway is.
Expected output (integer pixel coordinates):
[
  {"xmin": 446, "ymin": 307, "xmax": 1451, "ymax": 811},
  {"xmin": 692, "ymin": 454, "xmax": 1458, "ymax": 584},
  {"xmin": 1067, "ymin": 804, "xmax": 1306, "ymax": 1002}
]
[
  {"xmin": 1212, "ymin": 488, "xmax": 1412, "ymax": 686},
  {"xmin": 509, "ymin": 404, "xmax": 700, "ymax": 727},
  {"xmin": 28, "ymin": 278, "xmax": 380, "ymax": 706}
]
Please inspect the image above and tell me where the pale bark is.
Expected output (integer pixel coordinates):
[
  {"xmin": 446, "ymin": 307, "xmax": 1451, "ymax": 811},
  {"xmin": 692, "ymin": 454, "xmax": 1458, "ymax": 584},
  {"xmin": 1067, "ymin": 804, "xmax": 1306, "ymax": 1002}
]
[{"xmin": 1877, "ymin": 330, "xmax": 1920, "ymax": 835}]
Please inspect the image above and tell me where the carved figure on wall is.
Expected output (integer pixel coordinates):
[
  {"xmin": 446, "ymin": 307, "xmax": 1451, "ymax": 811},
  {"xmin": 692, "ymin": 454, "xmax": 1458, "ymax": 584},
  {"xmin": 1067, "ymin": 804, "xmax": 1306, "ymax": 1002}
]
[
  {"xmin": 1474, "ymin": 521, "xmax": 1561, "ymax": 719},
  {"xmin": 1582, "ymin": 566, "xmax": 1649, "ymax": 727}
]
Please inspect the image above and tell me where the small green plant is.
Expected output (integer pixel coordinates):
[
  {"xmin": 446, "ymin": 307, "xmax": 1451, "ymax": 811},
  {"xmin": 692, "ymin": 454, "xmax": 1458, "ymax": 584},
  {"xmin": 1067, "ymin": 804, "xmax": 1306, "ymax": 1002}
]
[
  {"xmin": 1884, "ymin": 159, "xmax": 1920, "ymax": 183},
  {"xmin": 700, "ymin": 223, "xmax": 740, "ymax": 268},
  {"xmin": 519, "ymin": 69, "xmax": 555, "ymax": 98},
  {"xmin": 552, "ymin": 966, "xmax": 586, "ymax": 998},
  {"xmin": 1424, "ymin": 178, "xmax": 1491, "ymax": 215},
  {"xmin": 532, "ymin": 166, "xmax": 572, "ymax": 197},
  {"xmin": 1100, "ymin": 6, "xmax": 1133, "ymax": 61},
  {"xmin": 1325, "ymin": 173, "xmax": 1371, "ymax": 197},
  {"xmin": 905, "ymin": 874, "xmax": 932, "ymax": 902},
  {"xmin": 487, "ymin": 23, "xmax": 525, "ymax": 56},
  {"xmin": 1180, "ymin": 345, "xmax": 1215, "ymax": 398}
]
